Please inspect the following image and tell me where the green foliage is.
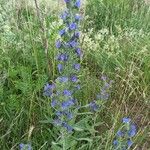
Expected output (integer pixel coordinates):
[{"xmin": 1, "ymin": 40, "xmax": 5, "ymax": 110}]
[{"xmin": 85, "ymin": 0, "xmax": 150, "ymax": 33}]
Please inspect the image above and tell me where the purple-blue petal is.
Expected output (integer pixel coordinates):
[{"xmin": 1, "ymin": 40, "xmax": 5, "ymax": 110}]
[
  {"xmin": 127, "ymin": 139, "xmax": 133, "ymax": 147},
  {"xmin": 89, "ymin": 101, "xmax": 99, "ymax": 111},
  {"xmin": 59, "ymin": 29, "xmax": 65, "ymax": 36},
  {"xmin": 69, "ymin": 23, "xmax": 77, "ymax": 30},
  {"xmin": 128, "ymin": 124, "xmax": 137, "ymax": 137},
  {"xmin": 58, "ymin": 76, "xmax": 68, "ymax": 82},
  {"xmin": 71, "ymin": 75, "xmax": 78, "ymax": 82},
  {"xmin": 75, "ymin": 0, "xmax": 81, "ymax": 8},
  {"xmin": 75, "ymin": 48, "xmax": 82, "ymax": 57},
  {"xmin": 57, "ymin": 64, "xmax": 63, "ymax": 73},
  {"xmin": 73, "ymin": 64, "xmax": 80, "ymax": 71},
  {"xmin": 63, "ymin": 90, "xmax": 72, "ymax": 96},
  {"xmin": 69, "ymin": 40, "xmax": 77, "ymax": 48},
  {"xmin": 122, "ymin": 117, "xmax": 131, "ymax": 123},
  {"xmin": 55, "ymin": 40, "xmax": 61, "ymax": 48}
]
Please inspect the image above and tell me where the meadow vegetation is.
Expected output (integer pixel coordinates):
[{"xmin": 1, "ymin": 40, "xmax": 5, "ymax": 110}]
[{"xmin": 0, "ymin": 0, "xmax": 150, "ymax": 149}]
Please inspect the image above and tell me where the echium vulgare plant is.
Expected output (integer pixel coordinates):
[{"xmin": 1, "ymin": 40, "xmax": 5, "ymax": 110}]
[
  {"xmin": 43, "ymin": 0, "xmax": 82, "ymax": 145},
  {"xmin": 43, "ymin": 1, "xmax": 115, "ymax": 149},
  {"xmin": 113, "ymin": 117, "xmax": 137, "ymax": 150}
]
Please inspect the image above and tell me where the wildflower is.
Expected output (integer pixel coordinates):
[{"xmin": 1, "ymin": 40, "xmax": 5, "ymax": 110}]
[
  {"xmin": 73, "ymin": 64, "xmax": 80, "ymax": 71},
  {"xmin": 75, "ymin": 14, "xmax": 81, "ymax": 21},
  {"xmin": 117, "ymin": 130, "xmax": 124, "ymax": 137},
  {"xmin": 69, "ymin": 23, "xmax": 77, "ymax": 30},
  {"xmin": 19, "ymin": 143, "xmax": 32, "ymax": 150},
  {"xmin": 63, "ymin": 90, "xmax": 72, "ymax": 96},
  {"xmin": 44, "ymin": 83, "xmax": 55, "ymax": 91},
  {"xmin": 127, "ymin": 139, "xmax": 133, "ymax": 147},
  {"xmin": 64, "ymin": 110, "xmax": 73, "ymax": 120},
  {"xmin": 62, "ymin": 122, "xmax": 73, "ymax": 133},
  {"xmin": 75, "ymin": 48, "xmax": 82, "ymax": 57},
  {"xmin": 89, "ymin": 101, "xmax": 99, "ymax": 111},
  {"xmin": 56, "ymin": 111, "xmax": 63, "ymax": 117},
  {"xmin": 57, "ymin": 64, "xmax": 63, "ymax": 73},
  {"xmin": 75, "ymin": 0, "xmax": 81, "ymax": 8},
  {"xmin": 59, "ymin": 29, "xmax": 66, "ymax": 36},
  {"xmin": 58, "ymin": 76, "xmax": 68, "ymax": 82},
  {"xmin": 74, "ymin": 32, "xmax": 80, "ymax": 38},
  {"xmin": 69, "ymin": 40, "xmax": 77, "ymax": 48},
  {"xmin": 128, "ymin": 124, "xmax": 137, "ymax": 137},
  {"xmin": 113, "ymin": 117, "xmax": 137, "ymax": 149},
  {"xmin": 71, "ymin": 75, "xmax": 78, "ymax": 82},
  {"xmin": 61, "ymin": 99, "xmax": 75, "ymax": 110},
  {"xmin": 47, "ymin": 0, "xmax": 82, "ymax": 135},
  {"xmin": 57, "ymin": 53, "xmax": 68, "ymax": 61},
  {"xmin": 51, "ymin": 99, "xmax": 57, "ymax": 108},
  {"xmin": 113, "ymin": 139, "xmax": 119, "ymax": 146},
  {"xmin": 97, "ymin": 77, "xmax": 113, "ymax": 100},
  {"xmin": 122, "ymin": 117, "xmax": 131, "ymax": 123},
  {"xmin": 60, "ymin": 11, "xmax": 69, "ymax": 20},
  {"xmin": 75, "ymin": 84, "xmax": 81, "ymax": 90},
  {"xmin": 43, "ymin": 83, "xmax": 55, "ymax": 97},
  {"xmin": 55, "ymin": 40, "xmax": 61, "ymax": 48}
]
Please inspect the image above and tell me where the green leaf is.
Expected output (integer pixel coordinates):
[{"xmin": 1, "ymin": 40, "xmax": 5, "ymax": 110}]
[
  {"xmin": 76, "ymin": 138, "xmax": 93, "ymax": 142},
  {"xmin": 39, "ymin": 118, "xmax": 53, "ymax": 124}
]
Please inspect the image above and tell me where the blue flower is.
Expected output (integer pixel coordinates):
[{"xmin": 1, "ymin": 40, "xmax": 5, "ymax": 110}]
[
  {"xmin": 89, "ymin": 101, "xmax": 99, "ymax": 111},
  {"xmin": 19, "ymin": 143, "xmax": 32, "ymax": 150},
  {"xmin": 63, "ymin": 90, "xmax": 72, "ymax": 96},
  {"xmin": 69, "ymin": 40, "xmax": 77, "ymax": 48},
  {"xmin": 64, "ymin": 0, "xmax": 70, "ymax": 3},
  {"xmin": 113, "ymin": 139, "xmax": 119, "ymax": 146},
  {"xmin": 56, "ymin": 111, "xmax": 63, "ymax": 117},
  {"xmin": 74, "ymin": 32, "xmax": 80, "ymax": 38},
  {"xmin": 75, "ymin": 48, "xmax": 82, "ymax": 57},
  {"xmin": 59, "ymin": 29, "xmax": 65, "ymax": 36},
  {"xmin": 128, "ymin": 124, "xmax": 137, "ymax": 137},
  {"xmin": 75, "ymin": 84, "xmax": 81, "ymax": 90},
  {"xmin": 57, "ymin": 64, "xmax": 63, "ymax": 73},
  {"xmin": 117, "ymin": 130, "xmax": 124, "ymax": 137},
  {"xmin": 43, "ymin": 90, "xmax": 52, "ymax": 97},
  {"xmin": 43, "ymin": 83, "xmax": 55, "ymax": 97},
  {"xmin": 75, "ymin": 0, "xmax": 81, "ymax": 8},
  {"xmin": 57, "ymin": 53, "xmax": 68, "ymax": 61},
  {"xmin": 64, "ymin": 110, "xmax": 73, "ymax": 120},
  {"xmin": 75, "ymin": 14, "xmax": 81, "ymax": 21},
  {"xmin": 62, "ymin": 122, "xmax": 73, "ymax": 133},
  {"xmin": 58, "ymin": 76, "xmax": 68, "ymax": 82},
  {"xmin": 122, "ymin": 117, "xmax": 131, "ymax": 123},
  {"xmin": 44, "ymin": 83, "xmax": 55, "ymax": 91},
  {"xmin": 51, "ymin": 99, "xmax": 57, "ymax": 108},
  {"xmin": 60, "ymin": 11, "xmax": 69, "ymax": 20},
  {"xmin": 69, "ymin": 23, "xmax": 77, "ymax": 30},
  {"xmin": 55, "ymin": 40, "xmax": 61, "ymax": 48},
  {"xmin": 73, "ymin": 63, "xmax": 80, "ymax": 71},
  {"xmin": 61, "ymin": 99, "xmax": 75, "ymax": 110},
  {"xmin": 71, "ymin": 75, "xmax": 78, "ymax": 82},
  {"xmin": 127, "ymin": 139, "xmax": 133, "ymax": 147}
]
